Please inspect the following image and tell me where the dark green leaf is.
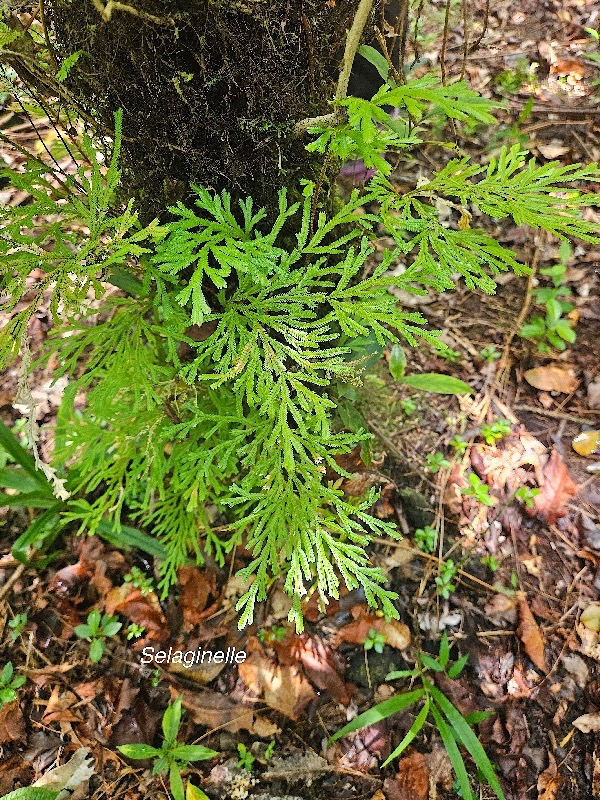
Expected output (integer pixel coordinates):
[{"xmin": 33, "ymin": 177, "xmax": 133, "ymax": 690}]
[
  {"xmin": 0, "ymin": 420, "xmax": 49, "ymax": 486},
  {"xmin": 388, "ymin": 343, "xmax": 407, "ymax": 380},
  {"xmin": 170, "ymin": 745, "xmax": 218, "ymax": 762},
  {"xmin": 163, "ymin": 696, "xmax": 183, "ymax": 743},
  {"xmin": 170, "ymin": 763, "xmax": 185, "ymax": 800},
  {"xmin": 429, "ymin": 685, "xmax": 506, "ymax": 800},
  {"xmin": 447, "ymin": 653, "xmax": 469, "ymax": 679},
  {"xmin": 430, "ymin": 700, "xmax": 473, "ymax": 800},
  {"xmin": 330, "ymin": 689, "xmax": 424, "ymax": 742},
  {"xmin": 358, "ymin": 45, "xmax": 390, "ymax": 82},
  {"xmin": 117, "ymin": 744, "xmax": 161, "ymax": 759},
  {"xmin": 382, "ymin": 697, "xmax": 430, "ymax": 766}
]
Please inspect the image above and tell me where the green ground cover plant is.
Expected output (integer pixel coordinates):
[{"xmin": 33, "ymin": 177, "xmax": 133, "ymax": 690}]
[
  {"xmin": 331, "ymin": 633, "xmax": 503, "ymax": 800},
  {"xmin": 1, "ymin": 28, "xmax": 600, "ymax": 631}
]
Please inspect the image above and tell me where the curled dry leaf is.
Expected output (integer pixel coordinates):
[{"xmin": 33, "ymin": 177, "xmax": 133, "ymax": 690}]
[
  {"xmin": 530, "ymin": 449, "xmax": 578, "ymax": 524},
  {"xmin": 537, "ymin": 751, "xmax": 562, "ymax": 800},
  {"xmin": 0, "ymin": 701, "xmax": 26, "ymax": 743},
  {"xmin": 524, "ymin": 365, "xmax": 578, "ymax": 394},
  {"xmin": 517, "ymin": 592, "xmax": 548, "ymax": 673},
  {"xmin": 333, "ymin": 605, "xmax": 411, "ymax": 650},
  {"xmin": 573, "ymin": 712, "xmax": 600, "ymax": 733},
  {"xmin": 104, "ymin": 583, "xmax": 166, "ymax": 641},
  {"xmin": 178, "ymin": 566, "xmax": 219, "ymax": 629}
]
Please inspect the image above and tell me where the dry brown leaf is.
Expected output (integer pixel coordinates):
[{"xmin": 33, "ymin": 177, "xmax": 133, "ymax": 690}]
[
  {"xmin": 178, "ymin": 566, "xmax": 219, "ymax": 629},
  {"xmin": 104, "ymin": 584, "xmax": 166, "ymax": 640},
  {"xmin": 517, "ymin": 592, "xmax": 547, "ymax": 673},
  {"xmin": 383, "ymin": 752, "xmax": 430, "ymax": 800},
  {"xmin": 538, "ymin": 752, "xmax": 562, "ymax": 800},
  {"xmin": 238, "ymin": 639, "xmax": 316, "ymax": 720},
  {"xmin": 0, "ymin": 701, "xmax": 25, "ymax": 743},
  {"xmin": 42, "ymin": 687, "xmax": 82, "ymax": 724},
  {"xmin": 288, "ymin": 634, "xmax": 350, "ymax": 703},
  {"xmin": 573, "ymin": 713, "xmax": 600, "ymax": 733},
  {"xmin": 524, "ymin": 365, "xmax": 578, "ymax": 394},
  {"xmin": 179, "ymin": 688, "xmax": 280, "ymax": 736},
  {"xmin": 531, "ymin": 450, "xmax": 578, "ymax": 524},
  {"xmin": 333, "ymin": 606, "xmax": 411, "ymax": 650}
]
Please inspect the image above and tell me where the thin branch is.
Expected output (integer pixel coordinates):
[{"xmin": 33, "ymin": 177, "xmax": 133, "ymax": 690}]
[{"xmin": 293, "ymin": 0, "xmax": 375, "ymax": 137}]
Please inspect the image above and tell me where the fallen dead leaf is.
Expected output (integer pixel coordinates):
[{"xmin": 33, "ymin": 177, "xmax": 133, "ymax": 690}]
[
  {"xmin": 538, "ymin": 751, "xmax": 562, "ymax": 800},
  {"xmin": 581, "ymin": 602, "xmax": 600, "ymax": 632},
  {"xmin": 517, "ymin": 592, "xmax": 548, "ymax": 673},
  {"xmin": 178, "ymin": 566, "xmax": 219, "ymax": 629},
  {"xmin": 383, "ymin": 751, "xmax": 430, "ymax": 800},
  {"xmin": 573, "ymin": 712, "xmax": 600, "ymax": 733},
  {"xmin": 104, "ymin": 584, "xmax": 166, "ymax": 641},
  {"xmin": 333, "ymin": 606, "xmax": 411, "ymax": 651},
  {"xmin": 530, "ymin": 449, "xmax": 578, "ymax": 524},
  {"xmin": 0, "ymin": 701, "xmax": 25, "ymax": 743},
  {"xmin": 524, "ymin": 365, "xmax": 578, "ymax": 394},
  {"xmin": 42, "ymin": 687, "xmax": 82, "ymax": 724},
  {"xmin": 238, "ymin": 638, "xmax": 316, "ymax": 720},
  {"xmin": 287, "ymin": 634, "xmax": 350, "ymax": 703},
  {"xmin": 179, "ymin": 688, "xmax": 280, "ymax": 736}
]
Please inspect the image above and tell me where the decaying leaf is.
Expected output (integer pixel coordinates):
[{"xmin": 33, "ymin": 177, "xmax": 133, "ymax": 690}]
[
  {"xmin": 383, "ymin": 751, "xmax": 430, "ymax": 800},
  {"xmin": 573, "ymin": 712, "xmax": 600, "ymax": 733},
  {"xmin": 531, "ymin": 449, "xmax": 577, "ymax": 524},
  {"xmin": 178, "ymin": 566, "xmax": 219, "ymax": 629},
  {"xmin": 238, "ymin": 639, "xmax": 316, "ymax": 720},
  {"xmin": 517, "ymin": 593, "xmax": 548, "ymax": 673},
  {"xmin": 581, "ymin": 603, "xmax": 600, "ymax": 633},
  {"xmin": 333, "ymin": 606, "xmax": 411, "ymax": 650},
  {"xmin": 0, "ymin": 701, "xmax": 25, "ymax": 743},
  {"xmin": 524, "ymin": 365, "xmax": 578, "ymax": 394},
  {"xmin": 179, "ymin": 688, "xmax": 279, "ymax": 736},
  {"xmin": 537, "ymin": 751, "xmax": 562, "ymax": 800},
  {"xmin": 104, "ymin": 583, "xmax": 166, "ymax": 641}
]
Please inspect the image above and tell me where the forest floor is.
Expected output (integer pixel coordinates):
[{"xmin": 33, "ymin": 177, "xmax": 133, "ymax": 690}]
[{"xmin": 1, "ymin": 1, "xmax": 600, "ymax": 800}]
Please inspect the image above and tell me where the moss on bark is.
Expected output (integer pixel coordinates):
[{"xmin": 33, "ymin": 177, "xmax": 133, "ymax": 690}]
[{"xmin": 43, "ymin": 0, "xmax": 363, "ymax": 217}]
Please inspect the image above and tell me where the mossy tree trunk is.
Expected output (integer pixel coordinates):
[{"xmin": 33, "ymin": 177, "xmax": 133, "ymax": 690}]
[{"xmin": 39, "ymin": 0, "xmax": 365, "ymax": 217}]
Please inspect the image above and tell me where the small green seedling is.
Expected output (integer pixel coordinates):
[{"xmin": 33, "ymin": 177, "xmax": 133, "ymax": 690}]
[
  {"xmin": 400, "ymin": 397, "xmax": 417, "ymax": 416},
  {"xmin": 426, "ymin": 451, "xmax": 451, "ymax": 473},
  {"xmin": 124, "ymin": 566, "xmax": 155, "ymax": 596},
  {"xmin": 520, "ymin": 242, "xmax": 576, "ymax": 352},
  {"xmin": 480, "ymin": 419, "xmax": 511, "ymax": 446},
  {"xmin": 257, "ymin": 625, "xmax": 287, "ymax": 644},
  {"xmin": 126, "ymin": 623, "xmax": 146, "ymax": 640},
  {"xmin": 479, "ymin": 345, "xmax": 501, "ymax": 363},
  {"xmin": 74, "ymin": 609, "xmax": 122, "ymax": 663},
  {"xmin": 118, "ymin": 695, "xmax": 218, "ymax": 800},
  {"xmin": 435, "ymin": 560, "xmax": 458, "ymax": 599},
  {"xmin": 449, "ymin": 436, "xmax": 468, "ymax": 455},
  {"xmin": 0, "ymin": 662, "xmax": 26, "ymax": 708},
  {"xmin": 8, "ymin": 612, "xmax": 27, "ymax": 640},
  {"xmin": 331, "ymin": 633, "xmax": 503, "ymax": 800},
  {"xmin": 364, "ymin": 629, "xmax": 386, "ymax": 654},
  {"xmin": 461, "ymin": 473, "xmax": 494, "ymax": 507},
  {"xmin": 236, "ymin": 743, "xmax": 255, "ymax": 772},
  {"xmin": 414, "ymin": 525, "xmax": 437, "ymax": 554},
  {"xmin": 481, "ymin": 554, "xmax": 499, "ymax": 573},
  {"xmin": 515, "ymin": 486, "xmax": 540, "ymax": 508}
]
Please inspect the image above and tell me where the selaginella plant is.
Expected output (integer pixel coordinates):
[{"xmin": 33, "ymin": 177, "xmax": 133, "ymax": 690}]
[{"xmin": 1, "ymin": 37, "xmax": 599, "ymax": 630}]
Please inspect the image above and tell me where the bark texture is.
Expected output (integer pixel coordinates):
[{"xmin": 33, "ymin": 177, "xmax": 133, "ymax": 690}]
[{"xmin": 43, "ymin": 0, "xmax": 363, "ymax": 216}]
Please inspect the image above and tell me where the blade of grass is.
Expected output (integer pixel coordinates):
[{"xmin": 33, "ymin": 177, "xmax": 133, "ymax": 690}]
[
  {"xmin": 430, "ymin": 700, "xmax": 473, "ymax": 800},
  {"xmin": 381, "ymin": 696, "xmax": 430, "ymax": 767},
  {"xmin": 330, "ymin": 689, "xmax": 425, "ymax": 742},
  {"xmin": 429, "ymin": 684, "xmax": 505, "ymax": 800},
  {"xmin": 0, "ymin": 419, "xmax": 51, "ymax": 488}
]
